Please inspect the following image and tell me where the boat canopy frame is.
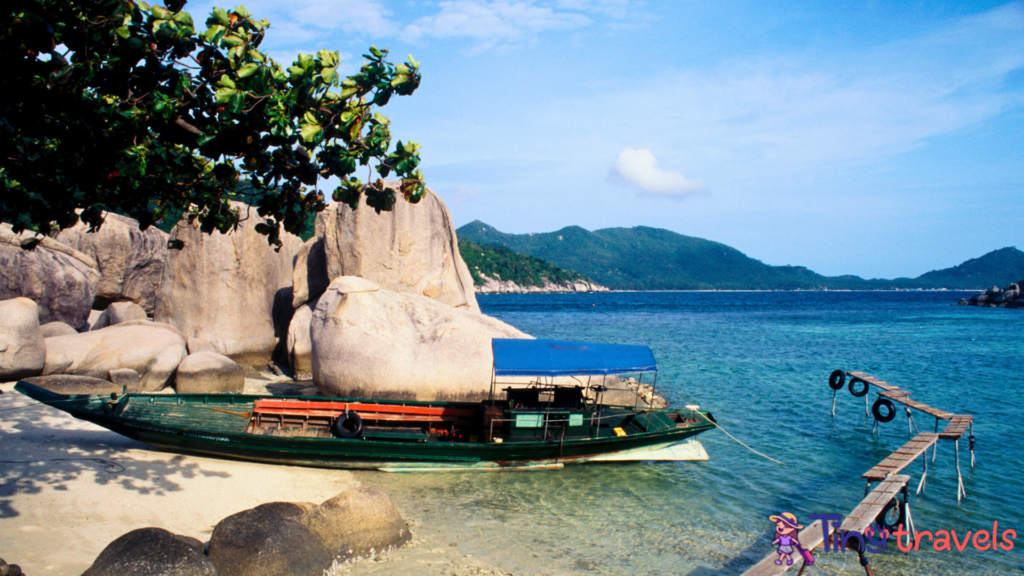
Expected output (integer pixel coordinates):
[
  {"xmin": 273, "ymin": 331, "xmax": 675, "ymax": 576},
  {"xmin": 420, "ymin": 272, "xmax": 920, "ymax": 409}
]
[{"xmin": 489, "ymin": 338, "xmax": 660, "ymax": 410}]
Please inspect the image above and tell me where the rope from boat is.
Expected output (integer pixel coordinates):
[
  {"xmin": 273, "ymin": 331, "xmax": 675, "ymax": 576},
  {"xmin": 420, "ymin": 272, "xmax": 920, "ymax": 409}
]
[{"xmin": 694, "ymin": 411, "xmax": 785, "ymax": 465}]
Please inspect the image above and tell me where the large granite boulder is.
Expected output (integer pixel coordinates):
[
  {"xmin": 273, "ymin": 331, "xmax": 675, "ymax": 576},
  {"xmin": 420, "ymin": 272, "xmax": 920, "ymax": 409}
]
[
  {"xmin": 42, "ymin": 322, "xmax": 187, "ymax": 391},
  {"xmin": 208, "ymin": 502, "xmax": 331, "ymax": 576},
  {"xmin": 286, "ymin": 300, "xmax": 316, "ymax": 380},
  {"xmin": 154, "ymin": 202, "xmax": 303, "ymax": 367},
  {"xmin": 301, "ymin": 486, "xmax": 411, "ymax": 561},
  {"xmin": 175, "ymin": 351, "xmax": 244, "ymax": 394},
  {"xmin": 82, "ymin": 527, "xmax": 217, "ymax": 576},
  {"xmin": 316, "ymin": 185, "xmax": 479, "ymax": 311},
  {"xmin": 291, "ymin": 236, "xmax": 330, "ymax": 308},
  {"xmin": 0, "ymin": 224, "xmax": 99, "ymax": 328},
  {"xmin": 310, "ymin": 276, "xmax": 529, "ymax": 401},
  {"xmin": 39, "ymin": 321, "xmax": 78, "ymax": 338},
  {"xmin": 0, "ymin": 297, "xmax": 46, "ymax": 380},
  {"xmin": 91, "ymin": 301, "xmax": 148, "ymax": 331},
  {"xmin": 54, "ymin": 212, "xmax": 169, "ymax": 315},
  {"xmin": 20, "ymin": 374, "xmax": 123, "ymax": 395}
]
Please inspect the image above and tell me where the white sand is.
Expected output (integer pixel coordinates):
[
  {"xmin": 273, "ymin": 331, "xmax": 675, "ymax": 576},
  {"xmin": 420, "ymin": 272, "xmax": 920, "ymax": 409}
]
[{"xmin": 0, "ymin": 380, "xmax": 517, "ymax": 576}]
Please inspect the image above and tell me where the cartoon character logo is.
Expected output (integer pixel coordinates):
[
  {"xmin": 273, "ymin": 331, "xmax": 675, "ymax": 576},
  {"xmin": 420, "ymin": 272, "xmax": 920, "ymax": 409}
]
[{"xmin": 769, "ymin": 512, "xmax": 813, "ymax": 567}]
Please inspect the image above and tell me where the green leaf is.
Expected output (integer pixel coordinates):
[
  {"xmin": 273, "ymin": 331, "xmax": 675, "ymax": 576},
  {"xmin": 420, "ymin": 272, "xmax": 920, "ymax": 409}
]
[
  {"xmin": 215, "ymin": 86, "xmax": 238, "ymax": 104},
  {"xmin": 210, "ymin": 7, "xmax": 230, "ymax": 26},
  {"xmin": 223, "ymin": 34, "xmax": 245, "ymax": 47},
  {"xmin": 317, "ymin": 50, "xmax": 339, "ymax": 67},
  {"xmin": 237, "ymin": 63, "xmax": 259, "ymax": 78},
  {"xmin": 114, "ymin": 26, "xmax": 130, "ymax": 39},
  {"xmin": 369, "ymin": 46, "xmax": 383, "ymax": 58},
  {"xmin": 300, "ymin": 123, "xmax": 324, "ymax": 144},
  {"xmin": 151, "ymin": 5, "xmax": 172, "ymax": 19},
  {"xmin": 218, "ymin": 76, "xmax": 236, "ymax": 89},
  {"xmin": 320, "ymin": 67, "xmax": 336, "ymax": 84}
]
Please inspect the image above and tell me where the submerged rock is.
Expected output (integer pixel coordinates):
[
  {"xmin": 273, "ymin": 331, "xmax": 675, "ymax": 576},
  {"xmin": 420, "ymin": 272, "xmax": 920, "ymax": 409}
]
[{"xmin": 81, "ymin": 527, "xmax": 216, "ymax": 576}]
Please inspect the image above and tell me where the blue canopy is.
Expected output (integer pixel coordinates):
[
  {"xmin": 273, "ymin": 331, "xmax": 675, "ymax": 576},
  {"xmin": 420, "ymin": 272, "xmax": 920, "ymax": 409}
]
[{"xmin": 492, "ymin": 338, "xmax": 657, "ymax": 377}]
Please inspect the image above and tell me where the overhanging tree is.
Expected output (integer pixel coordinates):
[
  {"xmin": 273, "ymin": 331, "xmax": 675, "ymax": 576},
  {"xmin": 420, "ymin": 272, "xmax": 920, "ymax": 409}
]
[{"xmin": 1, "ymin": 0, "xmax": 425, "ymax": 249}]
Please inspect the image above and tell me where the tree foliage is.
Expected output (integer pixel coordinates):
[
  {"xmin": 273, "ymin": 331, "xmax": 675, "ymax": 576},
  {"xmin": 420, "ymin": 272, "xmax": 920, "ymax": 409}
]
[
  {"xmin": 458, "ymin": 238, "xmax": 592, "ymax": 288},
  {"xmin": 1, "ymin": 0, "xmax": 425, "ymax": 249}
]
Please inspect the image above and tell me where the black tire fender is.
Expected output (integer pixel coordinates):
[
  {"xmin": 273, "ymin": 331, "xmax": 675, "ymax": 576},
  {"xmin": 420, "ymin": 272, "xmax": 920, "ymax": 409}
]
[
  {"xmin": 872, "ymin": 398, "xmax": 896, "ymax": 423},
  {"xmin": 875, "ymin": 498, "xmax": 906, "ymax": 533},
  {"xmin": 828, "ymin": 370, "xmax": 846, "ymax": 390},
  {"xmin": 332, "ymin": 411, "xmax": 363, "ymax": 439},
  {"xmin": 848, "ymin": 378, "xmax": 869, "ymax": 398}
]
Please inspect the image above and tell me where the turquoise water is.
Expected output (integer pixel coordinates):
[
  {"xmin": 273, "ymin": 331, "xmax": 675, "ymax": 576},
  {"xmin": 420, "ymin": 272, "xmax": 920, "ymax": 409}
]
[{"xmin": 367, "ymin": 291, "xmax": 1024, "ymax": 575}]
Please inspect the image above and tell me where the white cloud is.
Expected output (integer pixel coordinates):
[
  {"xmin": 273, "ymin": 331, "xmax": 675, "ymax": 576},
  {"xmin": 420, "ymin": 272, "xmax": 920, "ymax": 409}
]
[
  {"xmin": 610, "ymin": 147, "xmax": 706, "ymax": 198},
  {"xmin": 403, "ymin": 1, "xmax": 591, "ymax": 47}
]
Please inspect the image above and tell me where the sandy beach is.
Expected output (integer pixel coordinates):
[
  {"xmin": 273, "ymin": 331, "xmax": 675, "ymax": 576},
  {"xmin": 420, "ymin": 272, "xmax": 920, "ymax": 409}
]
[{"xmin": 0, "ymin": 380, "xmax": 518, "ymax": 576}]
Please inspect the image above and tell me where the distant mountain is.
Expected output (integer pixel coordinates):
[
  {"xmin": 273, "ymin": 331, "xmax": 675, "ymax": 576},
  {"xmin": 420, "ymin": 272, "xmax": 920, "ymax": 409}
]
[
  {"xmin": 456, "ymin": 221, "xmax": 1023, "ymax": 291},
  {"xmin": 458, "ymin": 238, "xmax": 600, "ymax": 290}
]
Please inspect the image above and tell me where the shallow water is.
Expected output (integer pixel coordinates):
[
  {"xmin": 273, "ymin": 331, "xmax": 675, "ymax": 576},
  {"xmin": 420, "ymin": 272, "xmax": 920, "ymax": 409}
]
[{"xmin": 360, "ymin": 292, "xmax": 1024, "ymax": 575}]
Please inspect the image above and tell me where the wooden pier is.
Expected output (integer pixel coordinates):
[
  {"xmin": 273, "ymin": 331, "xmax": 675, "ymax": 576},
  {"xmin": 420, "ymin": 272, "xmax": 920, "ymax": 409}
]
[{"xmin": 740, "ymin": 371, "xmax": 975, "ymax": 575}]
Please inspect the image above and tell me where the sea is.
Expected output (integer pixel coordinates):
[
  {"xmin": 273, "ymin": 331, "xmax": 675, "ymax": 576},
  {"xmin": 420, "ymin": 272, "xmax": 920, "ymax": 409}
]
[{"xmin": 363, "ymin": 291, "xmax": 1024, "ymax": 575}]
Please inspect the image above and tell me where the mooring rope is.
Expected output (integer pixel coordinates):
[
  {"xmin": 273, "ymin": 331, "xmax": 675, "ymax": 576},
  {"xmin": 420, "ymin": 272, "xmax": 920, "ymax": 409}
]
[{"xmin": 694, "ymin": 411, "xmax": 786, "ymax": 465}]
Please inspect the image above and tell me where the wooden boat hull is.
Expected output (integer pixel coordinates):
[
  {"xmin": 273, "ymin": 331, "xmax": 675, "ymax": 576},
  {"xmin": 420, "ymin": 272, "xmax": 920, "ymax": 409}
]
[{"xmin": 15, "ymin": 382, "xmax": 715, "ymax": 471}]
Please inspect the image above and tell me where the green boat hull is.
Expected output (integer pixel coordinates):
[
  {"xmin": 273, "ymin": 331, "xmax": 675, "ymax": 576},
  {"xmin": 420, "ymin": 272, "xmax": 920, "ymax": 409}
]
[{"xmin": 15, "ymin": 382, "xmax": 715, "ymax": 470}]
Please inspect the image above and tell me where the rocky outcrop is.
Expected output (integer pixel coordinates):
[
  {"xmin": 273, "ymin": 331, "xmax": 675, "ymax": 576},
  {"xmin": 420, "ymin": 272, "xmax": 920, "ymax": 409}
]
[
  {"xmin": 0, "ymin": 224, "xmax": 99, "ymax": 328},
  {"xmin": 0, "ymin": 297, "xmax": 46, "ymax": 380},
  {"xmin": 301, "ymin": 486, "xmax": 411, "ymax": 561},
  {"xmin": 961, "ymin": 281, "xmax": 1024, "ymax": 308},
  {"xmin": 175, "ymin": 351, "xmax": 245, "ymax": 394},
  {"xmin": 291, "ymin": 237, "xmax": 330, "ymax": 308},
  {"xmin": 91, "ymin": 301, "xmax": 148, "ymax": 331},
  {"xmin": 286, "ymin": 300, "xmax": 316, "ymax": 380},
  {"xmin": 81, "ymin": 527, "xmax": 217, "ymax": 576},
  {"xmin": 315, "ymin": 185, "xmax": 479, "ymax": 311},
  {"xmin": 154, "ymin": 202, "xmax": 303, "ymax": 367},
  {"xmin": 207, "ymin": 502, "xmax": 332, "ymax": 576},
  {"xmin": 474, "ymin": 274, "xmax": 610, "ymax": 294},
  {"xmin": 310, "ymin": 276, "xmax": 529, "ymax": 401},
  {"xmin": 42, "ymin": 322, "xmax": 187, "ymax": 391},
  {"xmin": 54, "ymin": 212, "xmax": 169, "ymax": 315}
]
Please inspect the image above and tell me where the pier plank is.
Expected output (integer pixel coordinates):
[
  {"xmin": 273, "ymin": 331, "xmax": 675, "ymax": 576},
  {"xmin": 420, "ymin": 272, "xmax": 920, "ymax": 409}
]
[
  {"xmin": 840, "ymin": 475, "xmax": 910, "ymax": 535},
  {"xmin": 939, "ymin": 415, "xmax": 973, "ymax": 439},
  {"xmin": 862, "ymin": 434, "xmax": 938, "ymax": 481},
  {"xmin": 740, "ymin": 520, "xmax": 829, "ymax": 576}
]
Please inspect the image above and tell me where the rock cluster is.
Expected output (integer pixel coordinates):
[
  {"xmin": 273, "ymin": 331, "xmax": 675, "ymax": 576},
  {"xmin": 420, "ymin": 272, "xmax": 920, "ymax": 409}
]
[
  {"xmin": 959, "ymin": 281, "xmax": 1024, "ymax": 308},
  {"xmin": 2, "ymin": 184, "xmax": 530, "ymax": 398},
  {"xmin": 81, "ymin": 488, "xmax": 410, "ymax": 576}
]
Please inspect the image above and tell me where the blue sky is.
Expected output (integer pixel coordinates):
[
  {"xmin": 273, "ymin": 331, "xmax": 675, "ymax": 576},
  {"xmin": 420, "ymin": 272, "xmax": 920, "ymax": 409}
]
[{"xmin": 189, "ymin": 0, "xmax": 1024, "ymax": 279}]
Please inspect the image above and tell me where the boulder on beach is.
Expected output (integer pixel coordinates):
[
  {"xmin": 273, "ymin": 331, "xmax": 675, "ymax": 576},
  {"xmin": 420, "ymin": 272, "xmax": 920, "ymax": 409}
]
[
  {"xmin": 154, "ymin": 202, "xmax": 303, "ymax": 367},
  {"xmin": 20, "ymin": 374, "xmax": 123, "ymax": 395},
  {"xmin": 81, "ymin": 527, "xmax": 217, "ymax": 576},
  {"xmin": 301, "ymin": 486, "xmax": 411, "ymax": 561},
  {"xmin": 286, "ymin": 300, "xmax": 316, "ymax": 380},
  {"xmin": 208, "ymin": 502, "xmax": 332, "ymax": 576},
  {"xmin": 310, "ymin": 276, "xmax": 529, "ymax": 401},
  {"xmin": 54, "ymin": 212, "xmax": 169, "ymax": 315},
  {"xmin": 1, "ymin": 224, "xmax": 99, "ymax": 329},
  {"xmin": 316, "ymin": 185, "xmax": 479, "ymax": 311},
  {"xmin": 91, "ymin": 301, "xmax": 148, "ymax": 331},
  {"xmin": 175, "ymin": 351, "xmax": 245, "ymax": 394},
  {"xmin": 42, "ymin": 322, "xmax": 187, "ymax": 391},
  {"xmin": 0, "ymin": 297, "xmax": 47, "ymax": 380},
  {"xmin": 39, "ymin": 321, "xmax": 78, "ymax": 338}
]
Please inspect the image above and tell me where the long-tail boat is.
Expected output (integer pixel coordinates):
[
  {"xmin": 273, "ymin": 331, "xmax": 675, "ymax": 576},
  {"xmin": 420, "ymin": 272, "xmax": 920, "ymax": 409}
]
[{"xmin": 14, "ymin": 339, "xmax": 715, "ymax": 471}]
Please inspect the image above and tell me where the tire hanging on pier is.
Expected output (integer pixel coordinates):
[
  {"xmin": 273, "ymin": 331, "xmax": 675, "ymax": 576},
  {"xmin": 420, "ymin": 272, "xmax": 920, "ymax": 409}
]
[
  {"xmin": 848, "ymin": 378, "xmax": 869, "ymax": 397},
  {"xmin": 872, "ymin": 398, "xmax": 896, "ymax": 423},
  {"xmin": 828, "ymin": 370, "xmax": 846, "ymax": 390},
  {"xmin": 332, "ymin": 411, "xmax": 363, "ymax": 439},
  {"xmin": 875, "ymin": 498, "xmax": 906, "ymax": 533}
]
